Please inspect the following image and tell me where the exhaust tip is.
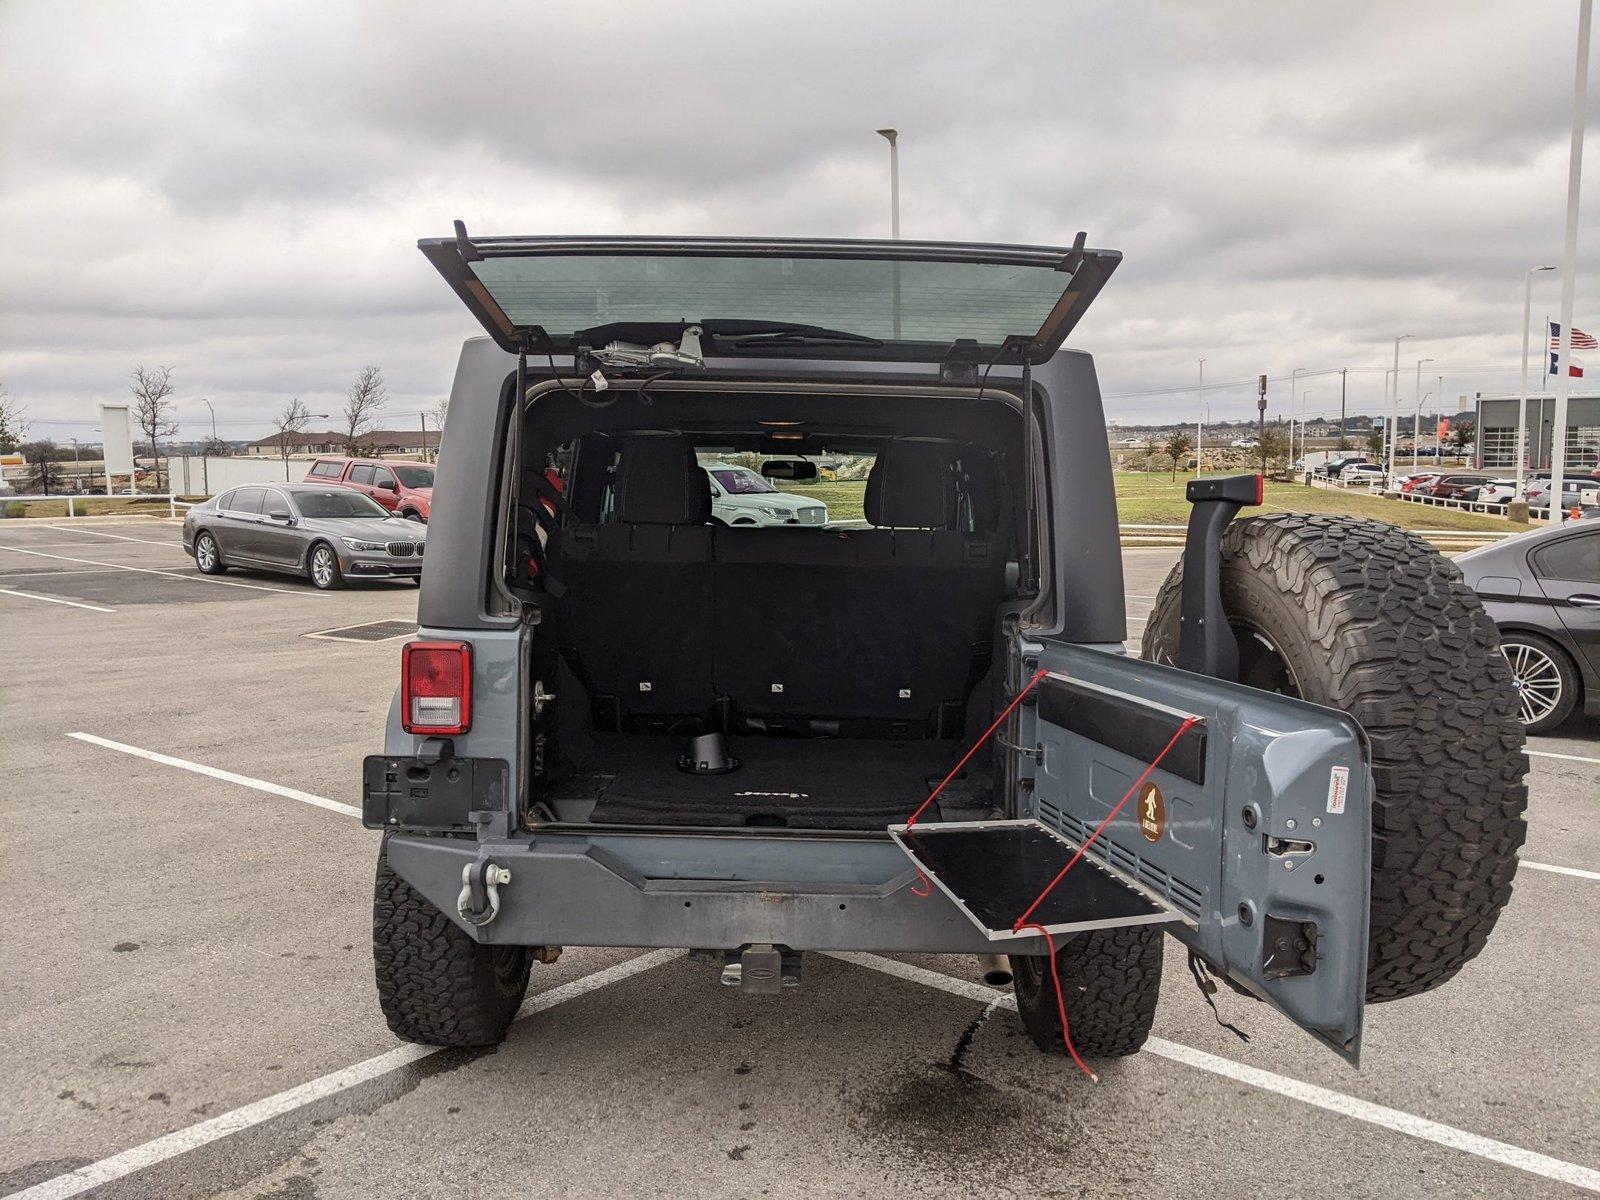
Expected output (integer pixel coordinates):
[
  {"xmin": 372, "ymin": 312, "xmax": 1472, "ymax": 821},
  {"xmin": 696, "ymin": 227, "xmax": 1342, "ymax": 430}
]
[{"xmin": 976, "ymin": 954, "xmax": 1013, "ymax": 988}]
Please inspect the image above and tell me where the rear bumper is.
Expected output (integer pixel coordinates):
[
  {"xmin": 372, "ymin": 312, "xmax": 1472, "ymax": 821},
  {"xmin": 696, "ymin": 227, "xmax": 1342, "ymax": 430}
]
[{"xmin": 382, "ymin": 830, "xmax": 1047, "ymax": 955}]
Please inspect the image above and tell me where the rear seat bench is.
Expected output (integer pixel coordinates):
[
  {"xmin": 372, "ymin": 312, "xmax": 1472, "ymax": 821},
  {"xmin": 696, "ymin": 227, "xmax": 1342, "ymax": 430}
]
[{"xmin": 555, "ymin": 435, "xmax": 1007, "ymax": 736}]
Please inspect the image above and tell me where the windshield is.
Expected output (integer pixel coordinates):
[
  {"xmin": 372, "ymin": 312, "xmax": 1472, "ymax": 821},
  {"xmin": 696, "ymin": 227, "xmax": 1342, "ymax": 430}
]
[
  {"xmin": 394, "ymin": 465, "xmax": 434, "ymax": 488},
  {"xmin": 294, "ymin": 490, "xmax": 390, "ymax": 519},
  {"xmin": 709, "ymin": 467, "xmax": 776, "ymax": 495}
]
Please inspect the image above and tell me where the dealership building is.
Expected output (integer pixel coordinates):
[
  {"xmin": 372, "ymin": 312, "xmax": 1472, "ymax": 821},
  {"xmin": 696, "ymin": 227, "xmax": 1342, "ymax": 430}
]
[{"xmin": 1474, "ymin": 391, "xmax": 1600, "ymax": 471}]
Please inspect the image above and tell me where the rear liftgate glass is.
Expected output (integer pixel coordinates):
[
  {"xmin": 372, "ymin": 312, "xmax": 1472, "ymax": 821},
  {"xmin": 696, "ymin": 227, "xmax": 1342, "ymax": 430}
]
[
  {"xmin": 894, "ymin": 646, "xmax": 1372, "ymax": 1065},
  {"xmin": 419, "ymin": 227, "xmax": 1120, "ymax": 366}
]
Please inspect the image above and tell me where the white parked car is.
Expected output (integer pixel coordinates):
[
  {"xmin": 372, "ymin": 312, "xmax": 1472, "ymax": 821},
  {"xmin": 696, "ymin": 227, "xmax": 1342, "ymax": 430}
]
[
  {"xmin": 1339, "ymin": 463, "xmax": 1386, "ymax": 485},
  {"xmin": 702, "ymin": 461, "xmax": 829, "ymax": 527},
  {"xmin": 1474, "ymin": 480, "xmax": 1519, "ymax": 505}
]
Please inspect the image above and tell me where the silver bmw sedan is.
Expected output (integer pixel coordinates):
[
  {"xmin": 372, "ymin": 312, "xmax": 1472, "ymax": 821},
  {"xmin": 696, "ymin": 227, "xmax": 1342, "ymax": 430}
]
[{"xmin": 182, "ymin": 481, "xmax": 427, "ymax": 589}]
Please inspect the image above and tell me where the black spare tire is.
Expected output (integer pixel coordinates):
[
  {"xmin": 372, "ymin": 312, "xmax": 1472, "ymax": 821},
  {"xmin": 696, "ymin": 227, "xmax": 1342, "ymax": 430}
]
[{"xmin": 1141, "ymin": 514, "xmax": 1528, "ymax": 1003}]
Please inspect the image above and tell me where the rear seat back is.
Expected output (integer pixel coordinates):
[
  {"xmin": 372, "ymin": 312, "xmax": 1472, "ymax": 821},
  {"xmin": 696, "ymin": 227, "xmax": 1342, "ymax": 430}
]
[
  {"xmin": 710, "ymin": 440, "xmax": 1004, "ymax": 729},
  {"xmin": 556, "ymin": 435, "xmax": 714, "ymax": 724},
  {"xmin": 556, "ymin": 435, "xmax": 1006, "ymax": 734}
]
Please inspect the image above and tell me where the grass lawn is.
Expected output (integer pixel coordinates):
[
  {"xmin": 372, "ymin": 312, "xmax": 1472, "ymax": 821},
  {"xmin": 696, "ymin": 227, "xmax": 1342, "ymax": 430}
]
[
  {"xmin": 1115, "ymin": 471, "xmax": 1524, "ymax": 532},
  {"xmin": 777, "ymin": 473, "xmax": 1518, "ymax": 532}
]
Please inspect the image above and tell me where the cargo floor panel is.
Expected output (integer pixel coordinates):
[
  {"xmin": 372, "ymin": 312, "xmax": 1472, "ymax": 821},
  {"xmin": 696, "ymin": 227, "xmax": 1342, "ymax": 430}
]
[
  {"xmin": 560, "ymin": 734, "xmax": 978, "ymax": 830},
  {"xmin": 889, "ymin": 820, "xmax": 1185, "ymax": 941}
]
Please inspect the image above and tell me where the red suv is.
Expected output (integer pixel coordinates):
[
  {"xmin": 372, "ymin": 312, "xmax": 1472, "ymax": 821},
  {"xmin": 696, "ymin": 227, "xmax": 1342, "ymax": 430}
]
[{"xmin": 305, "ymin": 457, "xmax": 434, "ymax": 522}]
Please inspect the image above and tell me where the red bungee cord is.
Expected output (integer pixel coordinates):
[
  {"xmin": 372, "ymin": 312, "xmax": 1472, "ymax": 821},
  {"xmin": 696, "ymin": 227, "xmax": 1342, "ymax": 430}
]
[{"xmin": 900, "ymin": 668, "xmax": 1201, "ymax": 1083}]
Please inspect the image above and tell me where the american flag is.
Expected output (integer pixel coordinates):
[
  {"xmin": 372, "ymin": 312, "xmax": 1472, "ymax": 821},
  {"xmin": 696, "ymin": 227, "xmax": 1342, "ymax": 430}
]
[{"xmin": 1550, "ymin": 321, "xmax": 1599, "ymax": 350}]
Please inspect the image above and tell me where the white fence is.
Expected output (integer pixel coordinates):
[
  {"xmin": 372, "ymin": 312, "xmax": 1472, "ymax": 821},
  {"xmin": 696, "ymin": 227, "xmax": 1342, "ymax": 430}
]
[
  {"xmin": 3, "ymin": 492, "xmax": 185, "ymax": 518},
  {"xmin": 169, "ymin": 456, "xmax": 314, "ymax": 495}
]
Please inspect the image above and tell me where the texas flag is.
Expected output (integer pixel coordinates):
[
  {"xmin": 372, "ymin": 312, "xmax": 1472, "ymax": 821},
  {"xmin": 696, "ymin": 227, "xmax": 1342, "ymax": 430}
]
[{"xmin": 1549, "ymin": 321, "xmax": 1592, "ymax": 377}]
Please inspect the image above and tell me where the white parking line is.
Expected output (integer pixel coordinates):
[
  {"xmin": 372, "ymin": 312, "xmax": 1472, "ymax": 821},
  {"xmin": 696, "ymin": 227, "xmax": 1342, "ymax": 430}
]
[
  {"xmin": 826, "ymin": 953, "xmax": 1600, "ymax": 1195},
  {"xmin": 67, "ymin": 733, "xmax": 362, "ymax": 819},
  {"xmin": 0, "ymin": 587, "xmax": 114, "ymax": 613},
  {"xmin": 1525, "ymin": 748, "xmax": 1600, "ymax": 767},
  {"xmin": 1521, "ymin": 860, "xmax": 1600, "ymax": 881},
  {"xmin": 39, "ymin": 525, "xmax": 186, "ymax": 548},
  {"xmin": 0, "ymin": 544, "xmax": 309, "ymax": 595},
  {"xmin": 9, "ymin": 949, "xmax": 683, "ymax": 1200}
]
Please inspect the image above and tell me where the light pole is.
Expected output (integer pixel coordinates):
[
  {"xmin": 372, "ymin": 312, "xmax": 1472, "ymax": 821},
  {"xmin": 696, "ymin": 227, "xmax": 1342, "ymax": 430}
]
[
  {"xmin": 1193, "ymin": 358, "xmax": 1206, "ymax": 477},
  {"xmin": 1413, "ymin": 357, "xmax": 1434, "ymax": 464},
  {"xmin": 875, "ymin": 127, "xmax": 901, "ymax": 339},
  {"xmin": 875, "ymin": 128, "xmax": 900, "ymax": 239},
  {"xmin": 1289, "ymin": 367, "xmax": 1303, "ymax": 467},
  {"xmin": 1517, "ymin": 266, "xmax": 1557, "ymax": 488},
  {"xmin": 1388, "ymin": 334, "xmax": 1413, "ymax": 482},
  {"xmin": 1436, "ymin": 374, "xmax": 1446, "ymax": 462},
  {"xmin": 1300, "ymin": 390, "xmax": 1314, "ymax": 466},
  {"xmin": 1413, "ymin": 392, "xmax": 1432, "ymax": 469},
  {"xmin": 1548, "ymin": 0, "xmax": 1591, "ymax": 525},
  {"xmin": 201, "ymin": 397, "xmax": 217, "ymax": 443}
]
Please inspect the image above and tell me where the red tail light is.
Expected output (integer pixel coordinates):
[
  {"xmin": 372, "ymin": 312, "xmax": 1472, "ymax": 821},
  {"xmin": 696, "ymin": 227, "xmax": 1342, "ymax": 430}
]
[{"xmin": 402, "ymin": 641, "xmax": 472, "ymax": 735}]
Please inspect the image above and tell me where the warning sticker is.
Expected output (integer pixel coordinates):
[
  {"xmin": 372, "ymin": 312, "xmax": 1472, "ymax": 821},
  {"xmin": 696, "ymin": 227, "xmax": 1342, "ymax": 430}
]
[
  {"xmin": 1138, "ymin": 781, "xmax": 1166, "ymax": 843},
  {"xmin": 1326, "ymin": 766, "xmax": 1349, "ymax": 815}
]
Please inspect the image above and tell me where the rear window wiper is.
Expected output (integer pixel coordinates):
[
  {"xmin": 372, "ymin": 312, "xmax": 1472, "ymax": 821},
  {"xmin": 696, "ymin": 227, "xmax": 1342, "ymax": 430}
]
[{"xmin": 708, "ymin": 321, "xmax": 884, "ymax": 348}]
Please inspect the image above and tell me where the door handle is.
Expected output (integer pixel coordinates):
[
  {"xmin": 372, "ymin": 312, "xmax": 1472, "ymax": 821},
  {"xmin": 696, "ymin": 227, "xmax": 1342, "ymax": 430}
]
[{"xmin": 1569, "ymin": 595, "xmax": 1600, "ymax": 609}]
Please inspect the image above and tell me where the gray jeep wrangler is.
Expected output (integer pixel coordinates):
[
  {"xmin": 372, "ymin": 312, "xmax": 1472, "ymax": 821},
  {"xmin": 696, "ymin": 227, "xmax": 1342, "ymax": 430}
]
[{"xmin": 364, "ymin": 229, "xmax": 1527, "ymax": 1066}]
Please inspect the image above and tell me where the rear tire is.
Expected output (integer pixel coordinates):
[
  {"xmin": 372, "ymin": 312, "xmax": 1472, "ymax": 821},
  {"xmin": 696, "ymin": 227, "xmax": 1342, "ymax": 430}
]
[
  {"xmin": 193, "ymin": 531, "xmax": 227, "ymax": 575},
  {"xmin": 1142, "ymin": 514, "xmax": 1528, "ymax": 1003},
  {"xmin": 1496, "ymin": 631, "xmax": 1579, "ymax": 734},
  {"xmin": 373, "ymin": 841, "xmax": 532, "ymax": 1047},
  {"xmin": 1010, "ymin": 925, "xmax": 1163, "ymax": 1058}
]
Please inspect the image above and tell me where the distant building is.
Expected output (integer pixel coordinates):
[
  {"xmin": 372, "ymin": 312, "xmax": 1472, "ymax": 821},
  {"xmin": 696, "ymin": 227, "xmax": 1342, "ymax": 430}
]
[
  {"xmin": 1474, "ymin": 392, "xmax": 1600, "ymax": 471},
  {"xmin": 243, "ymin": 428, "xmax": 440, "ymax": 458}
]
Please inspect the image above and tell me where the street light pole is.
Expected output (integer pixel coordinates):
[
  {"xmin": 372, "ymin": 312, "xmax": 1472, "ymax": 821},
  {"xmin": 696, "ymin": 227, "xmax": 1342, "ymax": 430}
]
[
  {"xmin": 1413, "ymin": 357, "xmax": 1434, "ymax": 465},
  {"xmin": 1388, "ymin": 334, "xmax": 1413, "ymax": 482},
  {"xmin": 1518, "ymin": 266, "xmax": 1557, "ymax": 489},
  {"xmin": 1300, "ymin": 390, "xmax": 1313, "ymax": 465},
  {"xmin": 201, "ymin": 397, "xmax": 217, "ymax": 442},
  {"xmin": 1436, "ymin": 374, "xmax": 1446, "ymax": 462},
  {"xmin": 1549, "ymin": 0, "xmax": 1591, "ymax": 525},
  {"xmin": 1289, "ymin": 367, "xmax": 1302, "ymax": 468},
  {"xmin": 1413, "ymin": 391, "xmax": 1432, "ymax": 469},
  {"xmin": 875, "ymin": 127, "xmax": 901, "ymax": 339},
  {"xmin": 1193, "ymin": 358, "xmax": 1205, "ymax": 478}
]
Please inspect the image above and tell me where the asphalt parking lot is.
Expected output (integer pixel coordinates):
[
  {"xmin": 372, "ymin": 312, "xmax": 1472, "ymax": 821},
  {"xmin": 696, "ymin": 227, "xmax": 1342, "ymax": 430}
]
[{"xmin": 2, "ymin": 523, "xmax": 1597, "ymax": 1199}]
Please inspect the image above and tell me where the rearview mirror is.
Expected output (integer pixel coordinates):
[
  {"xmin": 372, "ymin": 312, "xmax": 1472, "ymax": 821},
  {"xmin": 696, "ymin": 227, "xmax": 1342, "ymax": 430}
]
[
  {"xmin": 379, "ymin": 479, "xmax": 399, "ymax": 492},
  {"xmin": 760, "ymin": 459, "xmax": 818, "ymax": 481},
  {"xmin": 268, "ymin": 509, "xmax": 294, "ymax": 523}
]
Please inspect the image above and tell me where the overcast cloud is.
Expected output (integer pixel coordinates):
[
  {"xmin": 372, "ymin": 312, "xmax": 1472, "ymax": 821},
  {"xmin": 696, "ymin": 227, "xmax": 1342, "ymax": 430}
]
[{"xmin": 2, "ymin": 0, "xmax": 1596, "ymax": 440}]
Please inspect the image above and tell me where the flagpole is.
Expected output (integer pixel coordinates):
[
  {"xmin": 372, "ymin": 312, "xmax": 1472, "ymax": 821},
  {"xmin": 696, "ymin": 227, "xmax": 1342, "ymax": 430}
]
[
  {"xmin": 1549, "ymin": 0, "xmax": 1591, "ymax": 525},
  {"xmin": 1518, "ymin": 266, "xmax": 1555, "ymax": 489}
]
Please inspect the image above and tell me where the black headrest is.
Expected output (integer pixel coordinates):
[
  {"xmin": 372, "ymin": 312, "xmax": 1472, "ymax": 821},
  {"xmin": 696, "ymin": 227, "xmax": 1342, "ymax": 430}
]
[
  {"xmin": 613, "ymin": 435, "xmax": 711, "ymax": 525},
  {"xmin": 864, "ymin": 440, "xmax": 959, "ymax": 528}
]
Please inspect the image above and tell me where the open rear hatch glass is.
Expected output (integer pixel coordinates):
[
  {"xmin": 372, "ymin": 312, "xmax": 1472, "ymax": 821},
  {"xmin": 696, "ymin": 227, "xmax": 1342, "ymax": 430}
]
[{"xmin": 420, "ymin": 228, "xmax": 1120, "ymax": 364}]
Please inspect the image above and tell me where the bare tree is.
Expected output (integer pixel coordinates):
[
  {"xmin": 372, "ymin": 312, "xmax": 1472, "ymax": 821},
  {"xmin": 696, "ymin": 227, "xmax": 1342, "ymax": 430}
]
[
  {"xmin": 0, "ymin": 384, "xmax": 25, "ymax": 453},
  {"xmin": 130, "ymin": 364, "xmax": 177, "ymax": 492},
  {"xmin": 342, "ymin": 366, "xmax": 387, "ymax": 456},
  {"xmin": 427, "ymin": 396, "xmax": 450, "ymax": 462},
  {"xmin": 272, "ymin": 397, "xmax": 312, "ymax": 478}
]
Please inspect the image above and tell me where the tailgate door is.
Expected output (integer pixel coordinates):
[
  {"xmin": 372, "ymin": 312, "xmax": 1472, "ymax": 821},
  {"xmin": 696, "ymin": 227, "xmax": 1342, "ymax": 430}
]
[{"xmin": 1021, "ymin": 641, "xmax": 1372, "ymax": 1063}]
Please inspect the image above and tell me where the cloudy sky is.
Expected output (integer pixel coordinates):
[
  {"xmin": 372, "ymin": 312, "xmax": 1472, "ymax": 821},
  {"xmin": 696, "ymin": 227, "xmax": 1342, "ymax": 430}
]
[{"xmin": 2, "ymin": 0, "xmax": 1596, "ymax": 442}]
